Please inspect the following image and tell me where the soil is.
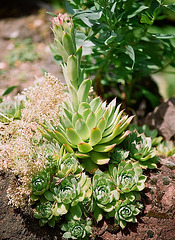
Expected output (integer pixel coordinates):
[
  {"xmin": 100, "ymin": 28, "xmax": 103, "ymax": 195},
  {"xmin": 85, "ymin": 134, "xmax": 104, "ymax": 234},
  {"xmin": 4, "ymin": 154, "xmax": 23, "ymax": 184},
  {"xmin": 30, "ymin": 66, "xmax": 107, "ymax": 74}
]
[{"xmin": 0, "ymin": 158, "xmax": 175, "ymax": 240}]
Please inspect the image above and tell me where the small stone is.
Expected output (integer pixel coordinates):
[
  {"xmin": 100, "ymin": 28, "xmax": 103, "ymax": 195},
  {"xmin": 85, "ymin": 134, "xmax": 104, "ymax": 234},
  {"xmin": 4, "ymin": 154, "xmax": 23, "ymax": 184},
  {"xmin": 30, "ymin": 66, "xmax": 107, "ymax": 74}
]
[{"xmin": 147, "ymin": 229, "xmax": 154, "ymax": 238}]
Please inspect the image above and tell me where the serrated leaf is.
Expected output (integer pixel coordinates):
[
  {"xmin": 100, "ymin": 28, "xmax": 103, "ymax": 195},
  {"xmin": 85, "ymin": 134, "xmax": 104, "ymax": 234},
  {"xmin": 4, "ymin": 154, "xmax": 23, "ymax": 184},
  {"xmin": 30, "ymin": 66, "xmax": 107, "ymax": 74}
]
[
  {"xmin": 89, "ymin": 127, "xmax": 102, "ymax": 146},
  {"xmin": 78, "ymin": 142, "xmax": 93, "ymax": 153}
]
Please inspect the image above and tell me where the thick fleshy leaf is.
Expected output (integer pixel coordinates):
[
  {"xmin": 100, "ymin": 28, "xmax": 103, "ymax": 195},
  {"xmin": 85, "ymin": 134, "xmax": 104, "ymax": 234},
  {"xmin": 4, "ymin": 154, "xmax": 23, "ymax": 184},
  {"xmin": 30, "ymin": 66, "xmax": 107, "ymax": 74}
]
[
  {"xmin": 60, "ymin": 115, "xmax": 73, "ymax": 129},
  {"xmin": 63, "ymin": 144, "xmax": 74, "ymax": 153},
  {"xmin": 93, "ymin": 143, "xmax": 116, "ymax": 152},
  {"xmin": 62, "ymin": 32, "xmax": 75, "ymax": 55},
  {"xmin": 69, "ymin": 85, "xmax": 79, "ymax": 111},
  {"xmin": 72, "ymin": 112, "xmax": 83, "ymax": 126},
  {"xmin": 86, "ymin": 111, "xmax": 96, "ymax": 130},
  {"xmin": 82, "ymin": 108, "xmax": 92, "ymax": 120},
  {"xmin": 54, "ymin": 130, "xmax": 70, "ymax": 145},
  {"xmin": 44, "ymin": 190, "xmax": 55, "ymax": 201},
  {"xmin": 90, "ymin": 97, "xmax": 101, "ymax": 112},
  {"xmin": 52, "ymin": 203, "xmax": 69, "ymax": 216},
  {"xmin": 80, "ymin": 157, "xmax": 98, "ymax": 173},
  {"xmin": 70, "ymin": 205, "xmax": 82, "ymax": 220},
  {"xmin": 75, "ymin": 118, "xmax": 89, "ymax": 141},
  {"xmin": 78, "ymin": 142, "xmax": 93, "ymax": 153},
  {"xmin": 99, "ymin": 123, "xmax": 122, "ymax": 143},
  {"xmin": 75, "ymin": 153, "xmax": 89, "ymax": 158},
  {"xmin": 97, "ymin": 117, "xmax": 106, "ymax": 134},
  {"xmin": 78, "ymin": 102, "xmax": 91, "ymax": 114},
  {"xmin": 54, "ymin": 39, "xmax": 69, "ymax": 62},
  {"xmin": 89, "ymin": 127, "xmax": 102, "ymax": 146},
  {"xmin": 66, "ymin": 128, "xmax": 82, "ymax": 145},
  {"xmin": 67, "ymin": 55, "xmax": 78, "ymax": 83},
  {"xmin": 108, "ymin": 130, "xmax": 131, "ymax": 145},
  {"xmin": 90, "ymin": 151, "xmax": 110, "ymax": 165},
  {"xmin": 78, "ymin": 78, "xmax": 92, "ymax": 102}
]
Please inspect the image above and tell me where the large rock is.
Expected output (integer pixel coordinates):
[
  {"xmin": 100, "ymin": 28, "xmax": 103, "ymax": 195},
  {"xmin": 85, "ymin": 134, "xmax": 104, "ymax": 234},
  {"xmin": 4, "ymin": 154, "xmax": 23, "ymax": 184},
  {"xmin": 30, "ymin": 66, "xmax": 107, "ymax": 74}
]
[{"xmin": 145, "ymin": 98, "xmax": 175, "ymax": 141}]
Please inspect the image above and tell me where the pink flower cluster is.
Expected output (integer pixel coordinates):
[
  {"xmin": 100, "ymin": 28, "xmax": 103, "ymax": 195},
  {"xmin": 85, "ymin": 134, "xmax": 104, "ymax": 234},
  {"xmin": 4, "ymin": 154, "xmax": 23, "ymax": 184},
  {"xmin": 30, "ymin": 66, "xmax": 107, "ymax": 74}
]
[{"xmin": 51, "ymin": 13, "xmax": 72, "ymax": 27}]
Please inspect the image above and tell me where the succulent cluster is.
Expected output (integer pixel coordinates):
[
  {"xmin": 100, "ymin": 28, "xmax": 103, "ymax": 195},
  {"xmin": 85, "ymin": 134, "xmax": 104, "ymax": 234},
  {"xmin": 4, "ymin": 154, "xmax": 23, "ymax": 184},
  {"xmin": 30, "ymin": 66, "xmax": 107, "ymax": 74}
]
[
  {"xmin": 0, "ymin": 13, "xmax": 160, "ymax": 240},
  {"xmin": 25, "ymin": 13, "xmax": 160, "ymax": 239}
]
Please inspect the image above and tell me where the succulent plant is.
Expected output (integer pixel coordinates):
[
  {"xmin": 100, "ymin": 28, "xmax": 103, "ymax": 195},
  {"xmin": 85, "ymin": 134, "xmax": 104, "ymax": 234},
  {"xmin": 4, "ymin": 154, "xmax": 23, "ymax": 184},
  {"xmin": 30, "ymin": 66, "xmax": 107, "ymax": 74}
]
[
  {"xmin": 34, "ymin": 201, "xmax": 59, "ymax": 227},
  {"xmin": 92, "ymin": 169, "xmax": 120, "ymax": 221},
  {"xmin": 52, "ymin": 145, "xmax": 83, "ymax": 178},
  {"xmin": 39, "ymin": 13, "xmax": 133, "ymax": 171},
  {"xmin": 109, "ymin": 160, "xmax": 147, "ymax": 195},
  {"xmin": 110, "ymin": 147, "xmax": 129, "ymax": 164},
  {"xmin": 31, "ymin": 170, "xmax": 51, "ymax": 195},
  {"xmin": 123, "ymin": 131, "xmax": 158, "ymax": 169},
  {"xmin": 61, "ymin": 218, "xmax": 92, "ymax": 240},
  {"xmin": 47, "ymin": 173, "xmax": 91, "ymax": 217},
  {"xmin": 115, "ymin": 200, "xmax": 143, "ymax": 229},
  {"xmin": 156, "ymin": 140, "xmax": 175, "ymax": 157},
  {"xmin": 129, "ymin": 124, "xmax": 163, "ymax": 147},
  {"xmin": 0, "ymin": 98, "xmax": 24, "ymax": 123}
]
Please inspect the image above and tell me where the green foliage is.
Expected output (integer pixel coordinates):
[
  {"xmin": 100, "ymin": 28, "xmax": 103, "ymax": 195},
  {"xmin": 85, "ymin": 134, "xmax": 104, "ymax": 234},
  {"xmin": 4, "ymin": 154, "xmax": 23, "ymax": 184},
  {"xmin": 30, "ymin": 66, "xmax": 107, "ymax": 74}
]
[
  {"xmin": 156, "ymin": 140, "xmax": 175, "ymax": 157},
  {"xmin": 0, "ymin": 96, "xmax": 24, "ymax": 122},
  {"xmin": 61, "ymin": 218, "xmax": 92, "ymax": 239},
  {"xmin": 115, "ymin": 200, "xmax": 143, "ymax": 229},
  {"xmin": 123, "ymin": 130, "xmax": 158, "ymax": 169},
  {"xmin": 27, "ymin": 13, "xmax": 160, "ymax": 238},
  {"xmin": 63, "ymin": 0, "xmax": 175, "ymax": 112}
]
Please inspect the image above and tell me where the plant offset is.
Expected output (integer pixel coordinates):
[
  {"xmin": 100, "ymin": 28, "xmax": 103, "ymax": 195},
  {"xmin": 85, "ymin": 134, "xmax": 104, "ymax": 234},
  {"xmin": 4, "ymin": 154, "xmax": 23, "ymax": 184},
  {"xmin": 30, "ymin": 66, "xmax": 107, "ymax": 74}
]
[{"xmin": 1, "ymin": 10, "xmax": 169, "ymax": 240}]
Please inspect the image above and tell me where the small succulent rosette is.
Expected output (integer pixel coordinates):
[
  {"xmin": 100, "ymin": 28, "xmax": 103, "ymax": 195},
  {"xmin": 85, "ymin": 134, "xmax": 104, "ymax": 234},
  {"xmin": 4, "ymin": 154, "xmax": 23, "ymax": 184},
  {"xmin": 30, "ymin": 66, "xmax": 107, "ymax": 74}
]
[
  {"xmin": 61, "ymin": 218, "xmax": 92, "ymax": 240},
  {"xmin": 34, "ymin": 201, "xmax": 59, "ymax": 227},
  {"xmin": 92, "ymin": 169, "xmax": 120, "ymax": 222},
  {"xmin": 123, "ymin": 131, "xmax": 158, "ymax": 169},
  {"xmin": 109, "ymin": 160, "xmax": 147, "ymax": 201},
  {"xmin": 115, "ymin": 199, "xmax": 143, "ymax": 229},
  {"xmin": 46, "ymin": 173, "xmax": 91, "ymax": 217}
]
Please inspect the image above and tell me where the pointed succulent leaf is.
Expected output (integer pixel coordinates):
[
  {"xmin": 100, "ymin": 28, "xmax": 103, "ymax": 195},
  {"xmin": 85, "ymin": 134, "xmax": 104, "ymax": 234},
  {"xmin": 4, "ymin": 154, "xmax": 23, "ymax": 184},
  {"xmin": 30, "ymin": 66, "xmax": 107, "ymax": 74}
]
[
  {"xmin": 54, "ymin": 39, "xmax": 69, "ymax": 62},
  {"xmin": 75, "ymin": 118, "xmax": 89, "ymax": 141},
  {"xmin": 82, "ymin": 108, "xmax": 92, "ymax": 120},
  {"xmin": 78, "ymin": 78, "xmax": 92, "ymax": 102},
  {"xmin": 75, "ymin": 46, "xmax": 82, "ymax": 67},
  {"xmin": 90, "ymin": 97, "xmax": 101, "ymax": 112},
  {"xmin": 66, "ymin": 128, "xmax": 82, "ymax": 145},
  {"xmin": 93, "ymin": 143, "xmax": 116, "ymax": 152},
  {"xmin": 90, "ymin": 151, "xmax": 110, "ymax": 165},
  {"xmin": 97, "ymin": 117, "xmax": 106, "ymax": 133},
  {"xmin": 63, "ymin": 144, "xmax": 74, "ymax": 153},
  {"xmin": 78, "ymin": 102, "xmax": 91, "ymax": 114},
  {"xmin": 108, "ymin": 130, "xmax": 131, "ymax": 145},
  {"xmin": 75, "ymin": 153, "xmax": 89, "ymax": 159},
  {"xmin": 80, "ymin": 157, "xmax": 98, "ymax": 173},
  {"xmin": 78, "ymin": 142, "xmax": 93, "ymax": 153},
  {"xmin": 69, "ymin": 85, "xmax": 79, "ymax": 111},
  {"xmin": 62, "ymin": 32, "xmax": 75, "ymax": 55},
  {"xmin": 86, "ymin": 111, "xmax": 96, "ymax": 130},
  {"xmin": 60, "ymin": 115, "xmax": 73, "ymax": 129},
  {"xmin": 89, "ymin": 127, "xmax": 102, "ymax": 146},
  {"xmin": 99, "ymin": 122, "xmax": 122, "ymax": 143},
  {"xmin": 62, "ymin": 108, "xmax": 72, "ymax": 121},
  {"xmin": 67, "ymin": 55, "xmax": 78, "ymax": 84},
  {"xmin": 53, "ymin": 130, "xmax": 70, "ymax": 145},
  {"xmin": 103, "ymin": 109, "xmax": 124, "ymax": 136},
  {"xmin": 72, "ymin": 112, "xmax": 83, "ymax": 126}
]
